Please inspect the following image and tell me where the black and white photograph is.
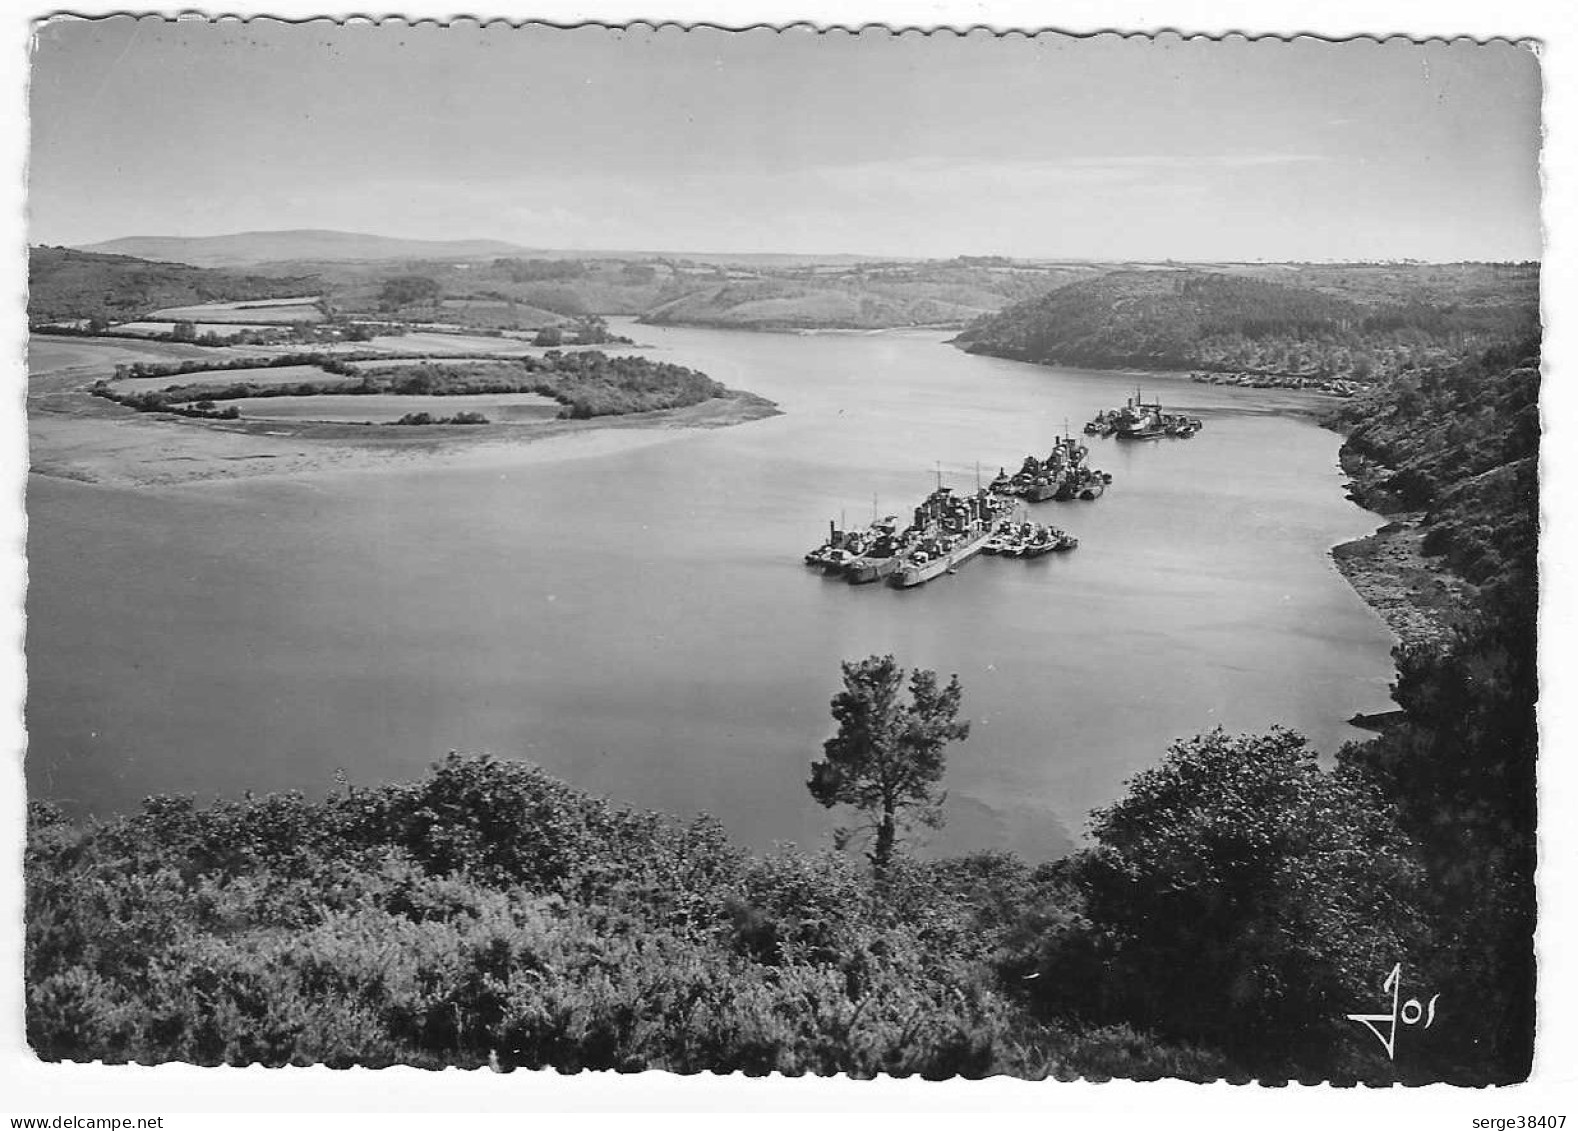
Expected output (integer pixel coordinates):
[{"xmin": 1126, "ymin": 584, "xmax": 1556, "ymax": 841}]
[{"xmin": 4, "ymin": 1, "xmax": 1568, "ymax": 1119}]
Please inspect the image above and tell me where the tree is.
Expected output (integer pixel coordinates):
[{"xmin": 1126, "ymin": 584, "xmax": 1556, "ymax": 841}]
[
  {"xmin": 1046, "ymin": 728, "xmax": 1424, "ymax": 1071},
  {"xmin": 171, "ymin": 319, "xmax": 197, "ymax": 342},
  {"xmin": 378, "ymin": 275, "xmax": 441, "ymax": 313},
  {"xmin": 807, "ymin": 655, "xmax": 969, "ymax": 874},
  {"xmin": 572, "ymin": 314, "xmax": 610, "ymax": 344},
  {"xmin": 1337, "ymin": 582, "xmax": 1537, "ymax": 1082}
]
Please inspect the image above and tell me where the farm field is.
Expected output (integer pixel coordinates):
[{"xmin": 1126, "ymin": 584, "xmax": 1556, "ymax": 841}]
[
  {"xmin": 291, "ymin": 331, "xmax": 552, "ymax": 356},
  {"xmin": 109, "ymin": 321, "xmax": 283, "ymax": 337},
  {"xmin": 28, "ymin": 335, "xmax": 261, "ymax": 381},
  {"xmin": 192, "ymin": 392, "xmax": 564, "ymax": 424},
  {"xmin": 149, "ymin": 297, "xmax": 325, "ymax": 323},
  {"xmin": 348, "ymin": 356, "xmax": 526, "ymax": 371},
  {"xmin": 108, "ymin": 364, "xmax": 347, "ymax": 394}
]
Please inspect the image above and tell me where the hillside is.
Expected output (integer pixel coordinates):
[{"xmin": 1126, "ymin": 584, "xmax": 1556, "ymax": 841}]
[
  {"xmin": 79, "ymin": 230, "xmax": 528, "ymax": 268},
  {"xmin": 1324, "ymin": 335, "xmax": 1540, "ymax": 1079},
  {"xmin": 1328, "ymin": 337, "xmax": 1539, "ymax": 597},
  {"xmin": 28, "ymin": 246, "xmax": 319, "ymax": 325},
  {"xmin": 956, "ymin": 265, "xmax": 1539, "ymax": 382},
  {"xmin": 640, "ymin": 263, "xmax": 1102, "ymax": 330}
]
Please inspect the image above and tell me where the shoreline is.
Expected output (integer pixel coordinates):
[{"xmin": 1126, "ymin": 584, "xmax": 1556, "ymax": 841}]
[
  {"xmin": 29, "ymin": 388, "xmax": 781, "ymax": 490},
  {"xmin": 1325, "ymin": 449, "xmax": 1474, "ymax": 652},
  {"xmin": 32, "ymin": 322, "xmax": 1468, "ymax": 655},
  {"xmin": 927, "ymin": 337, "xmax": 1469, "ymax": 654}
]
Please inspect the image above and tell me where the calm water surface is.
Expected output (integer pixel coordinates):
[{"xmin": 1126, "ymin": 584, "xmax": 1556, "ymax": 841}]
[{"xmin": 26, "ymin": 322, "xmax": 1398, "ymax": 858}]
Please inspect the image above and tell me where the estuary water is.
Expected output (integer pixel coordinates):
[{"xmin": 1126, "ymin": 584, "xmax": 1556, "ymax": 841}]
[{"xmin": 25, "ymin": 322, "xmax": 1398, "ymax": 859}]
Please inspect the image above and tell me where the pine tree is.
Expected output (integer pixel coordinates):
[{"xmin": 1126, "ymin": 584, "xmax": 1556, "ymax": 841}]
[{"xmin": 807, "ymin": 655, "xmax": 969, "ymax": 875}]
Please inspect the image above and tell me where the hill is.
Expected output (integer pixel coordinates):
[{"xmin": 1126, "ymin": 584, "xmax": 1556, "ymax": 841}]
[
  {"xmin": 640, "ymin": 262, "xmax": 1103, "ymax": 331},
  {"xmin": 78, "ymin": 230, "xmax": 528, "ymax": 267},
  {"xmin": 1328, "ymin": 337, "xmax": 1539, "ymax": 598},
  {"xmin": 955, "ymin": 264, "xmax": 1539, "ymax": 382},
  {"xmin": 28, "ymin": 245, "xmax": 319, "ymax": 325}
]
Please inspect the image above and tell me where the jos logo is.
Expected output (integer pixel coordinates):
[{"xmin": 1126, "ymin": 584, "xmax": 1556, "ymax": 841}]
[{"xmin": 1346, "ymin": 963, "xmax": 1441, "ymax": 1060}]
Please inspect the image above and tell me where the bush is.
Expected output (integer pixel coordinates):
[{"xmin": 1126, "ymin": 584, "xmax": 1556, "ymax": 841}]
[
  {"xmin": 1014, "ymin": 729, "xmax": 1424, "ymax": 1074},
  {"xmin": 26, "ymin": 755, "xmax": 1060, "ymax": 1076}
]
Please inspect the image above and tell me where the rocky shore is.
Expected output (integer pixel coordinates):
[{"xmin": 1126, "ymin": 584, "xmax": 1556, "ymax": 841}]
[{"xmin": 1329, "ymin": 450, "xmax": 1475, "ymax": 651}]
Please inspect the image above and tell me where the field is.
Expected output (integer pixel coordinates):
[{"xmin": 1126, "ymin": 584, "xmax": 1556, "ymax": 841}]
[
  {"xmin": 106, "ymin": 364, "xmax": 348, "ymax": 394},
  {"xmin": 348, "ymin": 356, "xmax": 526, "ymax": 371},
  {"xmin": 109, "ymin": 321, "xmax": 284, "ymax": 337},
  {"xmin": 28, "ymin": 336, "xmax": 261, "ymax": 382},
  {"xmin": 149, "ymin": 297, "xmax": 325, "ymax": 323},
  {"xmin": 293, "ymin": 332, "xmax": 545, "ymax": 356},
  {"xmin": 435, "ymin": 297, "xmax": 568, "ymax": 330},
  {"xmin": 192, "ymin": 392, "xmax": 563, "ymax": 424}
]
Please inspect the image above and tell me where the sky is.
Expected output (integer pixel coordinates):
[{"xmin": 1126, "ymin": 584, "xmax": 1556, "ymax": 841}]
[{"xmin": 27, "ymin": 17, "xmax": 1544, "ymax": 261}]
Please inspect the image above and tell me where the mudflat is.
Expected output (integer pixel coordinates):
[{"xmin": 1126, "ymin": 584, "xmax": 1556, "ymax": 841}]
[{"xmin": 27, "ymin": 332, "xmax": 778, "ymax": 489}]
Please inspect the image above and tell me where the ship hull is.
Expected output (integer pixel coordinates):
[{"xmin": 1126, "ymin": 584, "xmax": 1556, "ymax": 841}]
[
  {"xmin": 844, "ymin": 555, "xmax": 902, "ymax": 584},
  {"xmin": 889, "ymin": 528, "xmax": 992, "ymax": 588}
]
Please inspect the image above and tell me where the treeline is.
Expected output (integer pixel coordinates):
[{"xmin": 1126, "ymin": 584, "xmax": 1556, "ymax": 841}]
[
  {"xmin": 95, "ymin": 352, "xmax": 728, "ymax": 422},
  {"xmin": 32, "ymin": 321, "xmax": 292, "ymax": 349},
  {"xmin": 956, "ymin": 270, "xmax": 1539, "ymax": 382},
  {"xmin": 392, "ymin": 411, "xmax": 489, "ymax": 426},
  {"xmin": 491, "ymin": 257, "xmax": 591, "ymax": 283},
  {"xmin": 108, "ymin": 353, "xmax": 365, "ymax": 382},
  {"xmin": 27, "ymin": 246, "xmax": 317, "ymax": 324},
  {"xmin": 354, "ymin": 353, "xmax": 725, "ymax": 419}
]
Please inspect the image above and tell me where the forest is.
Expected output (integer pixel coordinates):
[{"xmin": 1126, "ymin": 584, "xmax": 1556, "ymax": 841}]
[{"xmin": 956, "ymin": 267, "xmax": 1539, "ymax": 383}]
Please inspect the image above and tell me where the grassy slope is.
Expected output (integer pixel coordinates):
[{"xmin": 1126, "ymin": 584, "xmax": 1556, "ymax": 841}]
[
  {"xmin": 640, "ymin": 265, "xmax": 1096, "ymax": 330},
  {"xmin": 29, "ymin": 246, "xmax": 319, "ymax": 324}
]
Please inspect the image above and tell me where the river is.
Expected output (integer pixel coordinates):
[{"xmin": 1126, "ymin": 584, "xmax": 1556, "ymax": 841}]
[{"xmin": 24, "ymin": 322, "xmax": 1398, "ymax": 859}]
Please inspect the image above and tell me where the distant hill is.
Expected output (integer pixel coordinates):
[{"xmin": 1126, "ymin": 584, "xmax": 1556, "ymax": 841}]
[
  {"xmin": 640, "ymin": 264, "xmax": 1103, "ymax": 331},
  {"xmin": 28, "ymin": 245, "xmax": 319, "ymax": 324},
  {"xmin": 76, "ymin": 230, "xmax": 530, "ymax": 268},
  {"xmin": 955, "ymin": 265, "xmax": 1539, "ymax": 381}
]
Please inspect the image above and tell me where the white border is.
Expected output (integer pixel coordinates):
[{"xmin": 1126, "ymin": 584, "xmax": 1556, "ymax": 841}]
[{"xmin": 2, "ymin": 0, "xmax": 1572, "ymax": 1121}]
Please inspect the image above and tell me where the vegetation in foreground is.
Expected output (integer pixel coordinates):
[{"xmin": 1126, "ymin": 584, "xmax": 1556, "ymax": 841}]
[{"xmin": 26, "ymin": 631, "xmax": 1533, "ymax": 1081}]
